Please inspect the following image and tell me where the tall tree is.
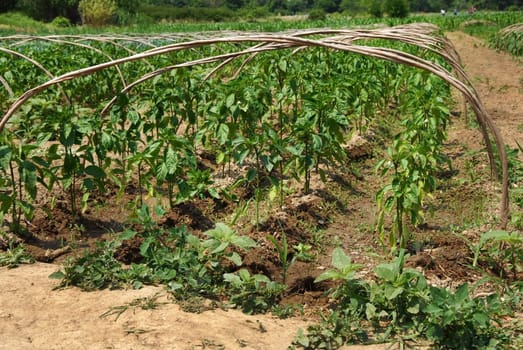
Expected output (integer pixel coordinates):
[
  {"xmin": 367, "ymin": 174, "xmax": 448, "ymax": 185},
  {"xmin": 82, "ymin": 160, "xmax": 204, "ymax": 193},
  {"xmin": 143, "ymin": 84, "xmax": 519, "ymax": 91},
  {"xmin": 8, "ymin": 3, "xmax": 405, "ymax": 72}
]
[
  {"xmin": 117, "ymin": 0, "xmax": 141, "ymax": 14},
  {"xmin": 0, "ymin": 0, "xmax": 17, "ymax": 13},
  {"xmin": 409, "ymin": 0, "xmax": 431, "ymax": 12},
  {"xmin": 316, "ymin": 0, "xmax": 340, "ymax": 13},
  {"xmin": 384, "ymin": 0, "xmax": 409, "ymax": 17},
  {"xmin": 340, "ymin": 0, "xmax": 367, "ymax": 14},
  {"xmin": 17, "ymin": 0, "xmax": 80, "ymax": 22}
]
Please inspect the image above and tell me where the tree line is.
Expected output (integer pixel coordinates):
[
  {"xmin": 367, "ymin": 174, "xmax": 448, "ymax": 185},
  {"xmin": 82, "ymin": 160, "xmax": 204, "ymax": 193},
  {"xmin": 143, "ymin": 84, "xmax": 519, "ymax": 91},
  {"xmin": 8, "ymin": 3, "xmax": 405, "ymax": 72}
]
[{"xmin": 0, "ymin": 0, "xmax": 521, "ymax": 25}]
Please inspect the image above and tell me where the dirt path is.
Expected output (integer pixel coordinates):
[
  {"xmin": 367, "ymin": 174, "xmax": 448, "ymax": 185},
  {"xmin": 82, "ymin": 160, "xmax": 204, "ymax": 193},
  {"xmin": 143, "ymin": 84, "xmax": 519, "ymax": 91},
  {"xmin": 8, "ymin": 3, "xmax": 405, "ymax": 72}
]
[
  {"xmin": 0, "ymin": 32, "xmax": 521, "ymax": 350},
  {"xmin": 447, "ymin": 32, "xmax": 523, "ymax": 150}
]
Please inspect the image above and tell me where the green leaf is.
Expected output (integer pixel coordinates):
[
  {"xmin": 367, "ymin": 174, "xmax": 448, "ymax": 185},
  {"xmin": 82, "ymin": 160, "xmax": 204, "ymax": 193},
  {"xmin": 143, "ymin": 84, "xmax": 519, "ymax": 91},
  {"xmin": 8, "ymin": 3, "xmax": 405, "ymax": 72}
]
[
  {"xmin": 231, "ymin": 236, "xmax": 257, "ymax": 250},
  {"xmin": 49, "ymin": 271, "xmax": 65, "ymax": 279},
  {"xmin": 235, "ymin": 148, "xmax": 250, "ymax": 164},
  {"xmin": 223, "ymin": 272, "xmax": 241, "ymax": 286},
  {"xmin": 407, "ymin": 303, "xmax": 420, "ymax": 314},
  {"xmin": 375, "ymin": 264, "xmax": 396, "ymax": 282},
  {"xmin": 119, "ymin": 229, "xmax": 137, "ymax": 241},
  {"xmin": 217, "ymin": 124, "xmax": 229, "ymax": 145},
  {"xmin": 423, "ymin": 303, "xmax": 442, "ymax": 314},
  {"xmin": 238, "ymin": 268, "xmax": 251, "ymax": 281},
  {"xmin": 246, "ymin": 168, "xmax": 257, "ymax": 182},
  {"xmin": 312, "ymin": 134, "xmax": 323, "ymax": 150},
  {"xmin": 168, "ymin": 281, "xmax": 183, "ymax": 291},
  {"xmin": 331, "ymin": 247, "xmax": 352, "ymax": 270},
  {"xmin": 473, "ymin": 312, "xmax": 489, "ymax": 326},
  {"xmin": 85, "ymin": 165, "xmax": 106, "ymax": 179},
  {"xmin": 208, "ymin": 188, "xmax": 220, "ymax": 199},
  {"xmin": 252, "ymin": 273, "xmax": 270, "ymax": 283},
  {"xmin": 365, "ymin": 303, "xmax": 377, "ymax": 320},
  {"xmin": 278, "ymin": 59, "xmax": 287, "ymax": 72},
  {"xmin": 455, "ymin": 283, "xmax": 469, "ymax": 303},
  {"xmin": 211, "ymin": 242, "xmax": 228, "ymax": 254},
  {"xmin": 227, "ymin": 252, "xmax": 243, "ymax": 266},
  {"xmin": 0, "ymin": 146, "xmax": 12, "ymax": 169},
  {"xmin": 286, "ymin": 145, "xmax": 302, "ymax": 156},
  {"xmin": 216, "ymin": 152, "xmax": 226, "ymax": 164},
  {"xmin": 385, "ymin": 285, "xmax": 404, "ymax": 300},
  {"xmin": 226, "ymin": 93, "xmax": 235, "ymax": 108},
  {"xmin": 314, "ymin": 269, "xmax": 341, "ymax": 283}
]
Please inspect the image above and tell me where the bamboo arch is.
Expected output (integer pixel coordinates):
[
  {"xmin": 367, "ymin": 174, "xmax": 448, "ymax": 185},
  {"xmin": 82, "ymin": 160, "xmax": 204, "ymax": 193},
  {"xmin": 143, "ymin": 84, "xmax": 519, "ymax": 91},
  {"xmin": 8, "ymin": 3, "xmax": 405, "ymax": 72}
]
[{"xmin": 0, "ymin": 23, "xmax": 509, "ymax": 226}]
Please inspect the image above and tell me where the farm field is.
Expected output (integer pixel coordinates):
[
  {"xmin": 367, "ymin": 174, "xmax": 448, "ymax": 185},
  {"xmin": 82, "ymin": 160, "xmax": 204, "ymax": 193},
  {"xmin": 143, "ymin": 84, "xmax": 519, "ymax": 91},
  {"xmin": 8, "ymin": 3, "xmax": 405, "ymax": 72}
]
[{"xmin": 1, "ymin": 14, "xmax": 523, "ymax": 350}]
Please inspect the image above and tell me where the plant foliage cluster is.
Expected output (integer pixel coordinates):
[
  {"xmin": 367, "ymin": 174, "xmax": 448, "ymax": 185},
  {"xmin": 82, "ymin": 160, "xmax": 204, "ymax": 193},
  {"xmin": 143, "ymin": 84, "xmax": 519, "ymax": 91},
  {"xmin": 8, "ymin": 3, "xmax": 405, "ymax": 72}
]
[
  {"xmin": 292, "ymin": 247, "xmax": 522, "ymax": 349},
  {"xmin": 50, "ymin": 205, "xmax": 284, "ymax": 314},
  {"xmin": 0, "ymin": 32, "xmax": 456, "ymax": 244},
  {"xmin": 490, "ymin": 23, "xmax": 523, "ymax": 56}
]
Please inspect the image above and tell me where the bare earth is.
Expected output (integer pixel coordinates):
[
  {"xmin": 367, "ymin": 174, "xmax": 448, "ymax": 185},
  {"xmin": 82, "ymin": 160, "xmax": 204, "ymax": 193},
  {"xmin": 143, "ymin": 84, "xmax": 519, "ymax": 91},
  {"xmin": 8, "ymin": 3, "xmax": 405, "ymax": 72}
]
[
  {"xmin": 447, "ymin": 31, "xmax": 523, "ymax": 150},
  {"xmin": 0, "ymin": 32, "xmax": 522, "ymax": 350}
]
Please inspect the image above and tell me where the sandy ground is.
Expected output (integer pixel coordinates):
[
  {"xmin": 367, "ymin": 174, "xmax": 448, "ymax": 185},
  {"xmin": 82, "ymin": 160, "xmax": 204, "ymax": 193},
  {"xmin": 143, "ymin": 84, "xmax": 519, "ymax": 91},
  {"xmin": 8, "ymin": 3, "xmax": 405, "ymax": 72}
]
[
  {"xmin": 446, "ymin": 31, "xmax": 522, "ymax": 150},
  {"xmin": 1, "ymin": 31, "xmax": 522, "ymax": 350},
  {"xmin": 0, "ymin": 263, "xmax": 309, "ymax": 350},
  {"xmin": 0, "ymin": 263, "xmax": 392, "ymax": 350}
]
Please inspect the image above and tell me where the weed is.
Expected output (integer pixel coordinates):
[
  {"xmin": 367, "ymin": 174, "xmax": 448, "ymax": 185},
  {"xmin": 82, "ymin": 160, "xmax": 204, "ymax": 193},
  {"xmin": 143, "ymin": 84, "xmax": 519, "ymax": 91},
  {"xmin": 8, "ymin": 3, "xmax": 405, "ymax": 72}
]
[
  {"xmin": 100, "ymin": 292, "xmax": 166, "ymax": 321},
  {"xmin": 271, "ymin": 303, "xmax": 303, "ymax": 319},
  {"xmin": 49, "ymin": 206, "xmax": 279, "ymax": 316},
  {"xmin": 196, "ymin": 338, "xmax": 225, "ymax": 349},
  {"xmin": 266, "ymin": 232, "xmax": 291, "ymax": 285},
  {"xmin": 292, "ymin": 309, "xmax": 367, "ymax": 349},
  {"xmin": 223, "ymin": 269, "xmax": 285, "ymax": 314},
  {"xmin": 423, "ymin": 284, "xmax": 507, "ymax": 349},
  {"xmin": 202, "ymin": 222, "xmax": 257, "ymax": 268},
  {"xmin": 123, "ymin": 326, "xmax": 148, "ymax": 335},
  {"xmin": 505, "ymin": 145, "xmax": 523, "ymax": 184},
  {"xmin": 456, "ymin": 229, "xmax": 523, "ymax": 282},
  {"xmin": 309, "ymin": 226, "xmax": 327, "ymax": 251},
  {"xmin": 177, "ymin": 296, "xmax": 215, "ymax": 314},
  {"xmin": 0, "ymin": 243, "xmax": 34, "ymax": 268},
  {"xmin": 49, "ymin": 240, "xmax": 130, "ymax": 291},
  {"xmin": 472, "ymin": 230, "xmax": 522, "ymax": 280},
  {"xmin": 294, "ymin": 248, "xmax": 513, "ymax": 349},
  {"xmin": 293, "ymin": 242, "xmax": 314, "ymax": 262}
]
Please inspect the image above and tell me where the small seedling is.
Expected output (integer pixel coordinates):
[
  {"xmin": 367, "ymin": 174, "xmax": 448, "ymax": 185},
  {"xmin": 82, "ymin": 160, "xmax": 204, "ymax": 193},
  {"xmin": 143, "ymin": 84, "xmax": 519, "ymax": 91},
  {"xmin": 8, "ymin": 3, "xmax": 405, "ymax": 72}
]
[{"xmin": 100, "ymin": 292, "xmax": 166, "ymax": 321}]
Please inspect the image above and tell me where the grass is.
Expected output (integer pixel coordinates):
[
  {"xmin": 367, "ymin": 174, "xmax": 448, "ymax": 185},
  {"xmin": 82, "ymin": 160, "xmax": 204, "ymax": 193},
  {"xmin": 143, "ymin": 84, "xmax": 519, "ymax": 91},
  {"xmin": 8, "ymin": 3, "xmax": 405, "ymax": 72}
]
[{"xmin": 0, "ymin": 12, "xmax": 50, "ymax": 34}]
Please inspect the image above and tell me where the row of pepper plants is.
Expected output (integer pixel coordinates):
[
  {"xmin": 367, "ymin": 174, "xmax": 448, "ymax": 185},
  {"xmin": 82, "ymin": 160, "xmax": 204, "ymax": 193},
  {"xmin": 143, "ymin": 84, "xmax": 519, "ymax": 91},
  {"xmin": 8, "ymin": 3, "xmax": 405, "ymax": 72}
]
[{"xmin": 0, "ymin": 35, "xmax": 452, "ymax": 251}]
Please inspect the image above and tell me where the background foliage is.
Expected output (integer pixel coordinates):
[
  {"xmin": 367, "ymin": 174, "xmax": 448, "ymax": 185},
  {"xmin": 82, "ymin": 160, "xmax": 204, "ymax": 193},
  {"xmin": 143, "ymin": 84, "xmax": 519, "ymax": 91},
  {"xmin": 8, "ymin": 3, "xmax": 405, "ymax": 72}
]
[{"xmin": 1, "ymin": 0, "xmax": 521, "ymax": 24}]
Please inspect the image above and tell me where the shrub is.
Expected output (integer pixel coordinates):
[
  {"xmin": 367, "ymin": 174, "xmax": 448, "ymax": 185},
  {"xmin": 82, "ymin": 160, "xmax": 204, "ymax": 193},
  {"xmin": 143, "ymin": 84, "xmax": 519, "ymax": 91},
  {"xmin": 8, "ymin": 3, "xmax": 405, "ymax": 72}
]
[
  {"xmin": 51, "ymin": 16, "xmax": 72, "ymax": 27},
  {"xmin": 384, "ymin": 0, "xmax": 409, "ymax": 18},
  {"xmin": 308, "ymin": 9, "xmax": 326, "ymax": 21},
  {"xmin": 240, "ymin": 6, "xmax": 270, "ymax": 21},
  {"xmin": 369, "ymin": 0, "xmax": 384, "ymax": 18},
  {"xmin": 78, "ymin": 0, "xmax": 117, "ymax": 26},
  {"xmin": 0, "ymin": 0, "xmax": 17, "ymax": 13}
]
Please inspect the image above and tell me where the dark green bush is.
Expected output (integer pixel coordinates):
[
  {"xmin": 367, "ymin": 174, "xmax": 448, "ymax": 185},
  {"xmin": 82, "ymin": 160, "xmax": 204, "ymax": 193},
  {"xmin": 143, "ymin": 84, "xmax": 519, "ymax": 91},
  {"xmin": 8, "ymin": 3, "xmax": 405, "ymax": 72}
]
[
  {"xmin": 369, "ymin": 0, "xmax": 384, "ymax": 18},
  {"xmin": 308, "ymin": 8, "xmax": 326, "ymax": 21},
  {"xmin": 51, "ymin": 16, "xmax": 72, "ymax": 27},
  {"xmin": 384, "ymin": 0, "xmax": 409, "ymax": 18}
]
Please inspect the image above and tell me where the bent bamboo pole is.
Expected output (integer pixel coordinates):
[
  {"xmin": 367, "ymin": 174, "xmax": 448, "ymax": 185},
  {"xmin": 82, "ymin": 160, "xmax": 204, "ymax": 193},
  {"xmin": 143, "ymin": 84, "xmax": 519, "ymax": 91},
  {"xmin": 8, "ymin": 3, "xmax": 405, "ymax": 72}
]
[{"xmin": 0, "ymin": 23, "xmax": 509, "ymax": 226}]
